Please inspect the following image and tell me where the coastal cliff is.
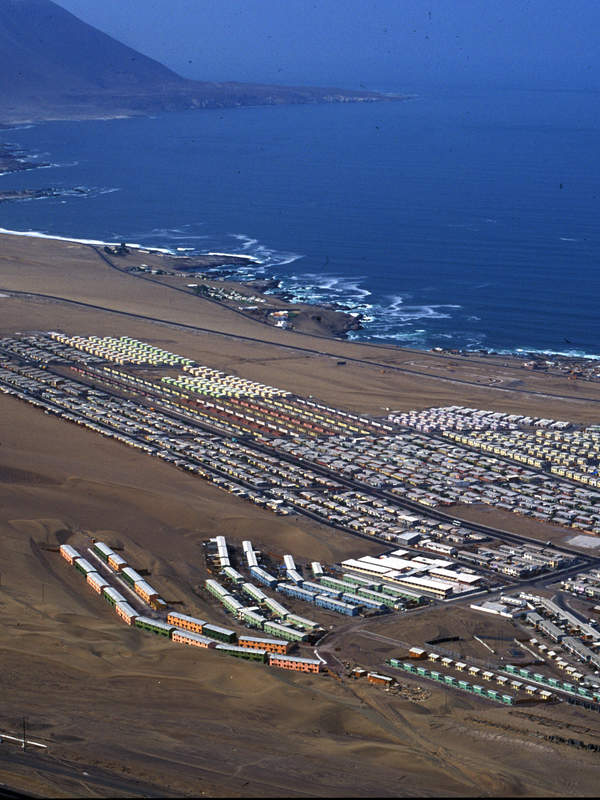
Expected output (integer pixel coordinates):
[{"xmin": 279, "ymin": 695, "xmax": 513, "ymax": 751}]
[{"xmin": 0, "ymin": 0, "xmax": 402, "ymax": 124}]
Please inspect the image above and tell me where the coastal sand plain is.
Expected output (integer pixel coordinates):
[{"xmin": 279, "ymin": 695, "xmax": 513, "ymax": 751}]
[
  {"xmin": 2, "ymin": 400, "xmax": 600, "ymax": 796},
  {"xmin": 2, "ymin": 233, "xmax": 600, "ymax": 794},
  {"xmin": 1, "ymin": 233, "xmax": 597, "ymax": 551},
  {"xmin": 2, "ymin": 232, "xmax": 600, "ymax": 421}
]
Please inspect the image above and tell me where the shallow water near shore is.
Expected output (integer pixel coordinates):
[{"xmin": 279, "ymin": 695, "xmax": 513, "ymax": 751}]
[{"xmin": 1, "ymin": 84, "xmax": 598, "ymax": 355}]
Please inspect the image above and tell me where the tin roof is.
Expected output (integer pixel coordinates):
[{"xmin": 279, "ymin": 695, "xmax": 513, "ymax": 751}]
[
  {"xmin": 172, "ymin": 630, "xmax": 214, "ymax": 646},
  {"xmin": 269, "ymin": 654, "xmax": 321, "ymax": 666},
  {"xmin": 135, "ymin": 579, "xmax": 159, "ymax": 597},
  {"xmin": 74, "ymin": 557, "xmax": 95, "ymax": 573},
  {"xmin": 122, "ymin": 566, "xmax": 144, "ymax": 582},
  {"xmin": 238, "ymin": 635, "xmax": 288, "ymax": 646},
  {"xmin": 60, "ymin": 544, "xmax": 80, "ymax": 558},
  {"xmin": 87, "ymin": 571, "xmax": 109, "ymax": 587},
  {"xmin": 168, "ymin": 612, "xmax": 207, "ymax": 627},
  {"xmin": 215, "ymin": 644, "xmax": 267, "ymax": 655},
  {"xmin": 103, "ymin": 586, "xmax": 126, "ymax": 603},
  {"xmin": 116, "ymin": 601, "xmax": 138, "ymax": 617},
  {"xmin": 135, "ymin": 615, "xmax": 172, "ymax": 631}
]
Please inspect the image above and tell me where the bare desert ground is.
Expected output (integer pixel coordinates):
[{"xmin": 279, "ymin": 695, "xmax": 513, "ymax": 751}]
[
  {"xmin": 1, "ymin": 233, "xmax": 600, "ymax": 796},
  {"xmin": 1, "ymin": 232, "xmax": 600, "ymax": 422}
]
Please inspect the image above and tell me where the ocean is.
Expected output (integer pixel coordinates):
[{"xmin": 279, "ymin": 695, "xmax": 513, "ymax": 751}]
[{"xmin": 1, "ymin": 85, "xmax": 598, "ymax": 356}]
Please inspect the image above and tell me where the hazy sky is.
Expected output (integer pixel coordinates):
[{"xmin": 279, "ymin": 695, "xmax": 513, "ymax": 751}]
[{"xmin": 55, "ymin": 0, "xmax": 600, "ymax": 91}]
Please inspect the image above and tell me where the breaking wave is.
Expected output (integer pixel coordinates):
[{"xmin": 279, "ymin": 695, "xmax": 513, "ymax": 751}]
[
  {"xmin": 495, "ymin": 346, "xmax": 600, "ymax": 360},
  {"xmin": 228, "ymin": 233, "xmax": 303, "ymax": 268}
]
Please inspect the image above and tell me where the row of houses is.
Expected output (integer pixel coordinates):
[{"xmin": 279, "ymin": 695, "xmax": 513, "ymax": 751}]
[
  {"xmin": 156, "ymin": 368, "xmax": 383, "ymax": 440},
  {"xmin": 1, "ymin": 357, "xmax": 568, "ymax": 591},
  {"xmin": 274, "ymin": 426, "xmax": 598, "ymax": 533},
  {"xmin": 13, "ymin": 331, "xmax": 385, "ymax": 443},
  {"xmin": 340, "ymin": 549, "xmax": 483, "ymax": 599},
  {"xmin": 49, "ymin": 332, "xmax": 193, "ymax": 368},
  {"xmin": 2, "ymin": 333, "xmax": 589, "ymax": 571},
  {"xmin": 562, "ymin": 569, "xmax": 600, "ymax": 601},
  {"xmin": 59, "ymin": 543, "xmax": 325, "ymax": 674},
  {"xmin": 0, "ymin": 332, "xmax": 104, "ymax": 367},
  {"xmin": 204, "ymin": 575, "xmax": 322, "ymax": 642},
  {"xmin": 387, "ymin": 658, "xmax": 546, "ymax": 704},
  {"xmin": 522, "ymin": 594, "xmax": 600, "ymax": 674},
  {"xmin": 0, "ymin": 360, "xmax": 330, "ymax": 519},
  {"xmin": 0, "ymin": 347, "xmax": 480, "ymax": 552},
  {"xmin": 388, "ymin": 405, "xmax": 571, "ymax": 434},
  {"xmin": 444, "ymin": 425, "xmax": 600, "ymax": 498},
  {"xmin": 457, "ymin": 542, "xmax": 574, "ymax": 578}
]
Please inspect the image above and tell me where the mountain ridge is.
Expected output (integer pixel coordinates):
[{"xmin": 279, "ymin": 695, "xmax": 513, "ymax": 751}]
[{"xmin": 0, "ymin": 0, "xmax": 400, "ymax": 122}]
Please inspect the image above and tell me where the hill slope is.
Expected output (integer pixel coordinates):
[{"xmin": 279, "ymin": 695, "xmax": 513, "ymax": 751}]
[{"xmin": 0, "ymin": 0, "xmax": 397, "ymax": 122}]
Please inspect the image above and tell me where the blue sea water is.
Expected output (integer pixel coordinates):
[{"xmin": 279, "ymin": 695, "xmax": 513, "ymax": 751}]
[{"xmin": 1, "ymin": 85, "xmax": 598, "ymax": 356}]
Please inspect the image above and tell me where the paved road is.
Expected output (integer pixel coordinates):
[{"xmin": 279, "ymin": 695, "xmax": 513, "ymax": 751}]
[
  {"xmin": 79, "ymin": 357, "xmax": 600, "ymax": 566},
  {"xmin": 3, "ymin": 345, "xmax": 598, "ymax": 591},
  {"xmin": 92, "ymin": 246, "xmax": 600, "ymax": 388},
  {"xmin": 552, "ymin": 590, "xmax": 594, "ymax": 625},
  {"xmin": 50, "ymin": 357, "xmax": 600, "ymax": 564},
  {"xmin": 3, "ymin": 282, "xmax": 600, "ymax": 408},
  {"xmin": 0, "ymin": 748, "xmax": 168, "ymax": 798}
]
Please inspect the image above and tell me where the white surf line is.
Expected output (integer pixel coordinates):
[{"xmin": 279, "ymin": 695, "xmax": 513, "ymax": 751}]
[
  {"xmin": 0, "ymin": 227, "xmax": 173, "ymax": 254},
  {"xmin": 0, "ymin": 732, "xmax": 47, "ymax": 749},
  {"xmin": 0, "ymin": 228, "xmax": 266, "ymax": 262},
  {"xmin": 206, "ymin": 251, "xmax": 262, "ymax": 263}
]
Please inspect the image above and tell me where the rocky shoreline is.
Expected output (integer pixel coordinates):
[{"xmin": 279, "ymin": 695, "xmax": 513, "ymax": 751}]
[
  {"xmin": 0, "ymin": 187, "xmax": 91, "ymax": 204},
  {"xmin": 0, "ymin": 142, "xmax": 48, "ymax": 176},
  {"xmin": 0, "ymin": 142, "xmax": 57, "ymax": 203},
  {"xmin": 183, "ymin": 263, "xmax": 365, "ymax": 337},
  {"xmin": 114, "ymin": 249, "xmax": 365, "ymax": 339},
  {"xmin": 0, "ymin": 142, "xmax": 96, "ymax": 204}
]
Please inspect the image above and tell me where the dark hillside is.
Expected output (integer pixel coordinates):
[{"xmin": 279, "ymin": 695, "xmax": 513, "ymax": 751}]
[
  {"xmin": 0, "ymin": 0, "xmax": 183, "ymax": 95},
  {"xmin": 0, "ymin": 0, "xmax": 398, "ymax": 122}
]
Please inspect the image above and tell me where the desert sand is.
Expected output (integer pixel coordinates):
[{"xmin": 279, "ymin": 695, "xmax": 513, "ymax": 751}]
[
  {"xmin": 2, "ymin": 233, "xmax": 600, "ymax": 422},
  {"xmin": 1, "ymin": 232, "xmax": 600, "ymax": 796}
]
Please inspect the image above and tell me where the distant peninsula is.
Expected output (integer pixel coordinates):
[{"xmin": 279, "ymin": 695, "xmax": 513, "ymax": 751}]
[{"xmin": 0, "ymin": 0, "xmax": 404, "ymax": 125}]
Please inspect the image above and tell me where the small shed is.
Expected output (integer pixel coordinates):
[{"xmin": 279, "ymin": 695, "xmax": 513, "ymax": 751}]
[
  {"xmin": 368, "ymin": 672, "xmax": 394, "ymax": 687},
  {"xmin": 351, "ymin": 668, "xmax": 368, "ymax": 679}
]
